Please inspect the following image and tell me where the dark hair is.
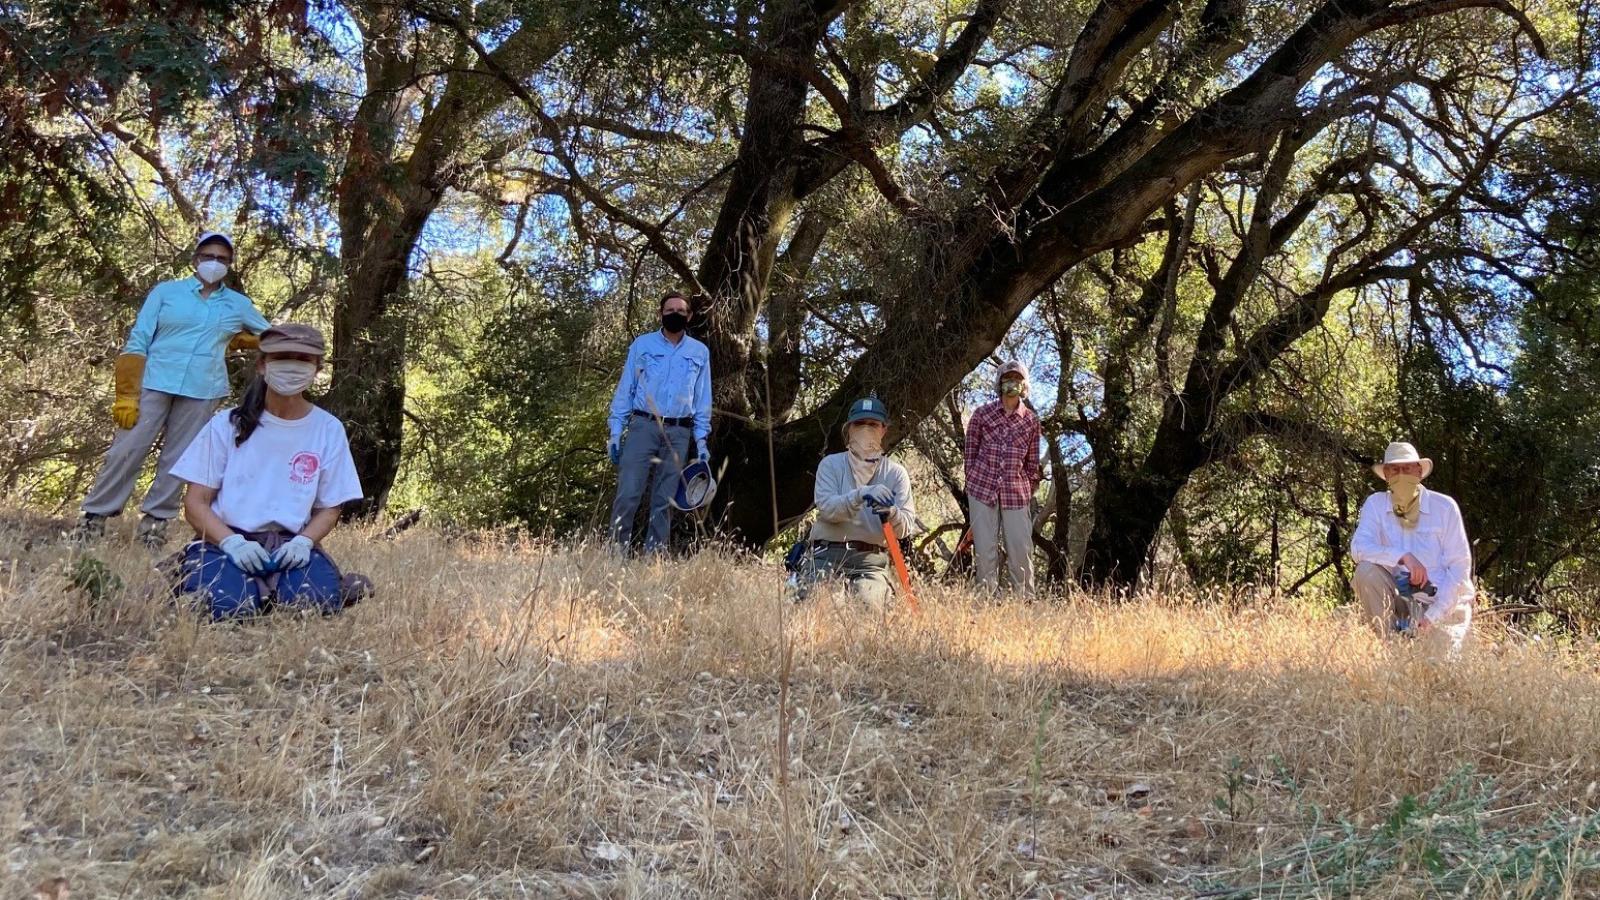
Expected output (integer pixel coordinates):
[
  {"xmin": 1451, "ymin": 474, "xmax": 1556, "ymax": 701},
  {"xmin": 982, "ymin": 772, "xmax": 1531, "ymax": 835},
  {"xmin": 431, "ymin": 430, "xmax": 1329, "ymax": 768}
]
[
  {"xmin": 229, "ymin": 373, "xmax": 268, "ymax": 447},
  {"xmin": 659, "ymin": 291, "xmax": 689, "ymax": 312}
]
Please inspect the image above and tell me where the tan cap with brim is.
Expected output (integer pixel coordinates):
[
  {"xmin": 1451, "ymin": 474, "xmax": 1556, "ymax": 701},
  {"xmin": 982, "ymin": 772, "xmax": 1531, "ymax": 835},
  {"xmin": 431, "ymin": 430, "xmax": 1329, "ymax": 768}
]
[{"xmin": 258, "ymin": 323, "xmax": 326, "ymax": 356}]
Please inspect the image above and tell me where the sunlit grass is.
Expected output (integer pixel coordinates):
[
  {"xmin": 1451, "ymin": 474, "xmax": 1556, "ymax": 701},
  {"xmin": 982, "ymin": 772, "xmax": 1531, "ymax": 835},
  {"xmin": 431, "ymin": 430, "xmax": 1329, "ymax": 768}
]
[{"xmin": 3, "ymin": 511, "xmax": 1600, "ymax": 897}]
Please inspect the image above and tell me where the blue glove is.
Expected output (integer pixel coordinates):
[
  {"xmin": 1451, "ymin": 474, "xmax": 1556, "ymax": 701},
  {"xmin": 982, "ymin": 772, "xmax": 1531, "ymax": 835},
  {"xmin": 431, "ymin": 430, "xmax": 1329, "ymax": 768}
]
[
  {"xmin": 220, "ymin": 534, "xmax": 271, "ymax": 574},
  {"xmin": 861, "ymin": 492, "xmax": 895, "ymax": 523},
  {"xmin": 857, "ymin": 484, "xmax": 894, "ymax": 506},
  {"xmin": 608, "ymin": 439, "xmax": 620, "ymax": 466},
  {"xmin": 698, "ymin": 447, "xmax": 709, "ymax": 464},
  {"xmin": 272, "ymin": 535, "xmax": 315, "ymax": 570}
]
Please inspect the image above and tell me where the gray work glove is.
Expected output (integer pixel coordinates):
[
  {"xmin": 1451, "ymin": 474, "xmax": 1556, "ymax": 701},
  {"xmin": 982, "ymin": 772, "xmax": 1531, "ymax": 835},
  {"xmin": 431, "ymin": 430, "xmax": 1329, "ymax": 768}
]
[
  {"xmin": 272, "ymin": 535, "xmax": 315, "ymax": 570},
  {"xmin": 220, "ymin": 534, "xmax": 271, "ymax": 574}
]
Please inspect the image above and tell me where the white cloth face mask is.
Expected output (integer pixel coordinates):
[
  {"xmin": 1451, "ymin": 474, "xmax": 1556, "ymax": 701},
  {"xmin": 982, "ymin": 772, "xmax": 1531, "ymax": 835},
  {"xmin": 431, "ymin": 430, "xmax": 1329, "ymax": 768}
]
[{"xmin": 263, "ymin": 359, "xmax": 318, "ymax": 395}]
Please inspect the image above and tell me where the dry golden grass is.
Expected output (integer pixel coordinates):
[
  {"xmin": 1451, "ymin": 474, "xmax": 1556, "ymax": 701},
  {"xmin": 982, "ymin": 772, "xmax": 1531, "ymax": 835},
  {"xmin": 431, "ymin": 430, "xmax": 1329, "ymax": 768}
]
[{"xmin": 4, "ymin": 509, "xmax": 1600, "ymax": 898}]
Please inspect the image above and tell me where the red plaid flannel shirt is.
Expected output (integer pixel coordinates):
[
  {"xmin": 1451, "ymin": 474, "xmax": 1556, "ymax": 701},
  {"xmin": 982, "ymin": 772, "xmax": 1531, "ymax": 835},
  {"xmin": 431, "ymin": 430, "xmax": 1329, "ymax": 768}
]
[{"xmin": 964, "ymin": 400, "xmax": 1042, "ymax": 509}]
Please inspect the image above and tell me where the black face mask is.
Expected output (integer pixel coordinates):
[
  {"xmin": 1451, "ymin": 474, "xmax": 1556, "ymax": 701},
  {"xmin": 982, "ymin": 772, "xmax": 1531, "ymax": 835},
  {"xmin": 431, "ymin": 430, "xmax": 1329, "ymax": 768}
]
[{"xmin": 662, "ymin": 312, "xmax": 690, "ymax": 334}]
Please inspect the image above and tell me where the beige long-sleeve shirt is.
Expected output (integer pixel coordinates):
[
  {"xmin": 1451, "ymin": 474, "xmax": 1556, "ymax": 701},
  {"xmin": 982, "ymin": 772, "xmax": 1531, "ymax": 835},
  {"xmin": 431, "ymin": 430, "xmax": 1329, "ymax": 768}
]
[{"xmin": 807, "ymin": 451, "xmax": 917, "ymax": 546}]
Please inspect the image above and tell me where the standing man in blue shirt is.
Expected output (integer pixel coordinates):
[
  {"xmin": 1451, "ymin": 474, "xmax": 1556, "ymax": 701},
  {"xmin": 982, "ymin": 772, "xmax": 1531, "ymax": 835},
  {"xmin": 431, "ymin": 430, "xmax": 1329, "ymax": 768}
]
[
  {"xmin": 607, "ymin": 291, "xmax": 712, "ymax": 553},
  {"xmin": 75, "ymin": 232, "xmax": 271, "ymax": 547}
]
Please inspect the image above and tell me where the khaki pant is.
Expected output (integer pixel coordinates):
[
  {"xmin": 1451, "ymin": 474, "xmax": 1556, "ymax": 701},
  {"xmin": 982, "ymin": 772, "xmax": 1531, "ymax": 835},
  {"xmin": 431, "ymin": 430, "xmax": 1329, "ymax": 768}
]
[
  {"xmin": 81, "ymin": 389, "xmax": 218, "ymax": 523},
  {"xmin": 1353, "ymin": 561, "xmax": 1471, "ymax": 658},
  {"xmin": 971, "ymin": 497, "xmax": 1034, "ymax": 596}
]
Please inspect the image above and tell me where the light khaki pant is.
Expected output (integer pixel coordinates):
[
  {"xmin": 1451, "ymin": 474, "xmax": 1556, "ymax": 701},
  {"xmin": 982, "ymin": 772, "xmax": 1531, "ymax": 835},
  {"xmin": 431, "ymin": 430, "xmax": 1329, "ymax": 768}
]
[
  {"xmin": 1353, "ymin": 561, "xmax": 1471, "ymax": 657},
  {"xmin": 971, "ymin": 497, "xmax": 1034, "ymax": 596},
  {"xmin": 81, "ymin": 389, "xmax": 218, "ymax": 522}
]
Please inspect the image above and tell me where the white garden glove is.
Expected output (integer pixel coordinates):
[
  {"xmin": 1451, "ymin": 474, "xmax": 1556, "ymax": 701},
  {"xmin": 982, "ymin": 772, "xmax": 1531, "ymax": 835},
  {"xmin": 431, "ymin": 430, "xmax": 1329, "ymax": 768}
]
[
  {"xmin": 220, "ymin": 534, "xmax": 271, "ymax": 574},
  {"xmin": 272, "ymin": 535, "xmax": 315, "ymax": 570}
]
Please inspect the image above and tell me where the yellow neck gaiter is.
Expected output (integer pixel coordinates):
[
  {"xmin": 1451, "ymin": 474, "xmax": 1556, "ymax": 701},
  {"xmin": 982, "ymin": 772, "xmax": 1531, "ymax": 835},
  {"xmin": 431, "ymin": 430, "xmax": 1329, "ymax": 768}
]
[{"xmin": 1388, "ymin": 475, "xmax": 1422, "ymax": 529}]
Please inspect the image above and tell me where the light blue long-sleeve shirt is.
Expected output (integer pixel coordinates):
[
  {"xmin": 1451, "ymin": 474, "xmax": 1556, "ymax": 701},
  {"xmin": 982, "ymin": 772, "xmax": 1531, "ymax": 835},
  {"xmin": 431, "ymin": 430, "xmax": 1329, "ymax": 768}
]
[
  {"xmin": 608, "ymin": 331, "xmax": 712, "ymax": 443},
  {"xmin": 124, "ymin": 277, "xmax": 270, "ymax": 400}
]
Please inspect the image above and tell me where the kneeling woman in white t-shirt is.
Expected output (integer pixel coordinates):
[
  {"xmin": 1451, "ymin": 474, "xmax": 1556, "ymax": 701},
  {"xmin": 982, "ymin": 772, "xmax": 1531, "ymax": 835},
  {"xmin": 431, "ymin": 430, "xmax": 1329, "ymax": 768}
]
[{"xmin": 170, "ymin": 323, "xmax": 365, "ymax": 619}]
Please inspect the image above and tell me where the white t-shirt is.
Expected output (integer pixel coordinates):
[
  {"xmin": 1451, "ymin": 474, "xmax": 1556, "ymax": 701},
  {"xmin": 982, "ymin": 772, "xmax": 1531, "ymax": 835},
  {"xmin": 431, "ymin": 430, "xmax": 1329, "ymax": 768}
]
[{"xmin": 171, "ymin": 406, "xmax": 364, "ymax": 534}]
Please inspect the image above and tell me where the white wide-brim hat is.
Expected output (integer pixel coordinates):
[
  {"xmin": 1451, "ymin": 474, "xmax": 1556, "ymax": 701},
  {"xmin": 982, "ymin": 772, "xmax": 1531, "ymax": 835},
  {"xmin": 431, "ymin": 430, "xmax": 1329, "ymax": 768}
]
[{"xmin": 1372, "ymin": 441, "xmax": 1433, "ymax": 479}]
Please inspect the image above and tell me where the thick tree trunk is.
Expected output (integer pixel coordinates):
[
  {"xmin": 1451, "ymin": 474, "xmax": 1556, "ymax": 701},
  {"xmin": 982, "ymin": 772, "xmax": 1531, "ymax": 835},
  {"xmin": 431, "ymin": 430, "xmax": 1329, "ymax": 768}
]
[
  {"xmin": 325, "ymin": 281, "xmax": 407, "ymax": 515},
  {"xmin": 1079, "ymin": 467, "xmax": 1183, "ymax": 587},
  {"xmin": 709, "ymin": 419, "xmax": 822, "ymax": 543},
  {"xmin": 325, "ymin": 166, "xmax": 443, "ymax": 515}
]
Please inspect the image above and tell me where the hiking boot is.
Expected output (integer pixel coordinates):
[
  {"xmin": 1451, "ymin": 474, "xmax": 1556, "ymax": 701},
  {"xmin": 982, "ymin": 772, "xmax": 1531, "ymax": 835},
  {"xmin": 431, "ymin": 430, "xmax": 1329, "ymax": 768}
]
[
  {"xmin": 69, "ymin": 513, "xmax": 108, "ymax": 543},
  {"xmin": 137, "ymin": 515, "xmax": 170, "ymax": 549}
]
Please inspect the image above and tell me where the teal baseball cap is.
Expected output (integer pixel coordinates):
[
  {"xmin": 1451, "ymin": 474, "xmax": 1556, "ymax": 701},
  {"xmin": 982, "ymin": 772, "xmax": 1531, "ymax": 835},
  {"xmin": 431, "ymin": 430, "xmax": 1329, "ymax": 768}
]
[{"xmin": 847, "ymin": 395, "xmax": 888, "ymax": 425}]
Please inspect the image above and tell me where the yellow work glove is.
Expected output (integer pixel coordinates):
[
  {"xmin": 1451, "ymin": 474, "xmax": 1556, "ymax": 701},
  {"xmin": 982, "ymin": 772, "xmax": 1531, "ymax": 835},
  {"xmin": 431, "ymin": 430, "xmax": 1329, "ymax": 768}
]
[
  {"xmin": 111, "ymin": 353, "xmax": 145, "ymax": 430},
  {"xmin": 226, "ymin": 332, "xmax": 259, "ymax": 353}
]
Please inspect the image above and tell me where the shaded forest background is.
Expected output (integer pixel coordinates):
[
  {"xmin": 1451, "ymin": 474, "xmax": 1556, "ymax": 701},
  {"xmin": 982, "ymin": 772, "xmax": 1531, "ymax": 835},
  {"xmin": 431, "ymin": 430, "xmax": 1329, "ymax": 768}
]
[{"xmin": 6, "ymin": 0, "xmax": 1600, "ymax": 616}]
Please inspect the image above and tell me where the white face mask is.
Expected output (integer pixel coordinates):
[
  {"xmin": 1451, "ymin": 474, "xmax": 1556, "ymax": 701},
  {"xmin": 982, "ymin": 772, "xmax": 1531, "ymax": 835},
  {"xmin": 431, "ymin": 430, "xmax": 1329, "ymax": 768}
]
[
  {"xmin": 263, "ymin": 359, "xmax": 318, "ymax": 395},
  {"xmin": 196, "ymin": 259, "xmax": 229, "ymax": 285}
]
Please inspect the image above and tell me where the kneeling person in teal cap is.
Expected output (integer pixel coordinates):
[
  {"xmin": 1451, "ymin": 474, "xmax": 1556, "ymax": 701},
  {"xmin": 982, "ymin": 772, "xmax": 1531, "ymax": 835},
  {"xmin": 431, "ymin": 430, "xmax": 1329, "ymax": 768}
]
[{"xmin": 796, "ymin": 395, "xmax": 918, "ymax": 607}]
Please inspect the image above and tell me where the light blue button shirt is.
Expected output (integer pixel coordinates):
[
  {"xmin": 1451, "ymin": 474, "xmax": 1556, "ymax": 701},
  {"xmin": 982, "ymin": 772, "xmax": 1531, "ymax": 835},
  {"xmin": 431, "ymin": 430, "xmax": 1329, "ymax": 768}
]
[
  {"xmin": 123, "ymin": 277, "xmax": 270, "ymax": 400},
  {"xmin": 608, "ymin": 331, "xmax": 712, "ymax": 443}
]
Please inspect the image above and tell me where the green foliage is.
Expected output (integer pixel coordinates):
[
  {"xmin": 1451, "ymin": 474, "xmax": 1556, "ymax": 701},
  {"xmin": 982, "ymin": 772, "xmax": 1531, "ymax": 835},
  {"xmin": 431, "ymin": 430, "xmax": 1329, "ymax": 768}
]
[
  {"xmin": 4, "ymin": 0, "xmax": 1600, "ymax": 606},
  {"xmin": 1212, "ymin": 755, "xmax": 1258, "ymax": 823},
  {"xmin": 66, "ymin": 554, "xmax": 121, "ymax": 605},
  {"xmin": 394, "ymin": 262, "xmax": 618, "ymax": 532},
  {"xmin": 1206, "ymin": 767, "xmax": 1600, "ymax": 898}
]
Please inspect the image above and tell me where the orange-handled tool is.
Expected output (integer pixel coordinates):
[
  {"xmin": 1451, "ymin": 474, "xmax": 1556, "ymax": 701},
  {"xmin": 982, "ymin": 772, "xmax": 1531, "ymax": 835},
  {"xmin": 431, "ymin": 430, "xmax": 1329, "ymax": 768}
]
[{"xmin": 868, "ymin": 502, "xmax": 920, "ymax": 614}]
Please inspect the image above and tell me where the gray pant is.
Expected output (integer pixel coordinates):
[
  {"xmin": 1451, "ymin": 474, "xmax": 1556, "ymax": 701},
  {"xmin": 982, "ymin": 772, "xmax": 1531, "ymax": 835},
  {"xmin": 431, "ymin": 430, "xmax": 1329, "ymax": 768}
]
[
  {"xmin": 81, "ymin": 389, "xmax": 218, "ymax": 522},
  {"xmin": 971, "ymin": 498, "xmax": 1035, "ymax": 596},
  {"xmin": 796, "ymin": 543, "xmax": 895, "ymax": 608},
  {"xmin": 609, "ymin": 419, "xmax": 692, "ymax": 551}
]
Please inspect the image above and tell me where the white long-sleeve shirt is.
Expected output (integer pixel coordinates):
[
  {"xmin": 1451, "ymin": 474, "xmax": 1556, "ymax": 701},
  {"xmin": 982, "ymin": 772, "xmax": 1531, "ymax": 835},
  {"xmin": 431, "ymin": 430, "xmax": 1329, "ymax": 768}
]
[{"xmin": 1350, "ymin": 487, "xmax": 1474, "ymax": 624}]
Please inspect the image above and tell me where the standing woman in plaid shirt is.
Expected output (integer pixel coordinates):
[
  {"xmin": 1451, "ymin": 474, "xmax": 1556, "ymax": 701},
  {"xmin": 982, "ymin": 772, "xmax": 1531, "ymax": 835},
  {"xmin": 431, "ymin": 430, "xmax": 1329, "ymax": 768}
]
[{"xmin": 963, "ymin": 360, "xmax": 1043, "ymax": 595}]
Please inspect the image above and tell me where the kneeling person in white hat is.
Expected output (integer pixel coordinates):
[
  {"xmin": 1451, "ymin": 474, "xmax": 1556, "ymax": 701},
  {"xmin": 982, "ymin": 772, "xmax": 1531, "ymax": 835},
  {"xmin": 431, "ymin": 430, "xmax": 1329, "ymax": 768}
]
[{"xmin": 1350, "ymin": 442, "xmax": 1474, "ymax": 654}]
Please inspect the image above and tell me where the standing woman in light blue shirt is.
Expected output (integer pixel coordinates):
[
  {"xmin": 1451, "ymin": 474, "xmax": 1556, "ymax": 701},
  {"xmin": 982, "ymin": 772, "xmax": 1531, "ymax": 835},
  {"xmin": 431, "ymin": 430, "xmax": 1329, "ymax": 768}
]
[
  {"xmin": 75, "ymin": 232, "xmax": 271, "ymax": 546},
  {"xmin": 606, "ymin": 291, "xmax": 712, "ymax": 552}
]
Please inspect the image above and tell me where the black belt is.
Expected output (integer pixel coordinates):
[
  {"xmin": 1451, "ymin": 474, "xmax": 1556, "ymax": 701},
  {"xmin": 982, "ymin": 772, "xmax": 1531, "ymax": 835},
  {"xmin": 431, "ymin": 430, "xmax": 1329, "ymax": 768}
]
[
  {"xmin": 632, "ymin": 410, "xmax": 693, "ymax": 428},
  {"xmin": 812, "ymin": 539, "xmax": 885, "ymax": 553}
]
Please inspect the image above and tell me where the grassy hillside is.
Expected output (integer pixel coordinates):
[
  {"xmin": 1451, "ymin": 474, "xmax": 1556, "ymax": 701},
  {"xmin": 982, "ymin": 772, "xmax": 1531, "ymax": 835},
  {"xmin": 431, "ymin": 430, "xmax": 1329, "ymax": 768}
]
[{"xmin": 3, "ymin": 512, "xmax": 1600, "ymax": 898}]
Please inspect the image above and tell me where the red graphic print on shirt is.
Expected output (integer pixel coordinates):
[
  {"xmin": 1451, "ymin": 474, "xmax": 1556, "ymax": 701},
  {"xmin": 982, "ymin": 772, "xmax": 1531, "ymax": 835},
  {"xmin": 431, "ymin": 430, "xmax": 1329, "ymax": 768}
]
[{"xmin": 289, "ymin": 451, "xmax": 321, "ymax": 485}]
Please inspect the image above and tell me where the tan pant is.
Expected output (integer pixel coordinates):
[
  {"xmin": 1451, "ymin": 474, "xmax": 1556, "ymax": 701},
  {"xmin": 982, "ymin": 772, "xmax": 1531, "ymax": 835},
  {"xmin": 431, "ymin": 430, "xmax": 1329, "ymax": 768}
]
[
  {"xmin": 971, "ymin": 498, "xmax": 1034, "ymax": 597},
  {"xmin": 1353, "ymin": 561, "xmax": 1471, "ymax": 657},
  {"xmin": 81, "ymin": 389, "xmax": 218, "ymax": 522}
]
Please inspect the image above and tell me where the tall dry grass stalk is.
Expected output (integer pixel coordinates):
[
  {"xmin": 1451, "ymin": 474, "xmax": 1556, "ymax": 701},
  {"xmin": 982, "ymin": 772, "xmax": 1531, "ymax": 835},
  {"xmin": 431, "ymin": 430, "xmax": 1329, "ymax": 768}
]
[{"xmin": 3, "ymin": 510, "xmax": 1600, "ymax": 897}]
